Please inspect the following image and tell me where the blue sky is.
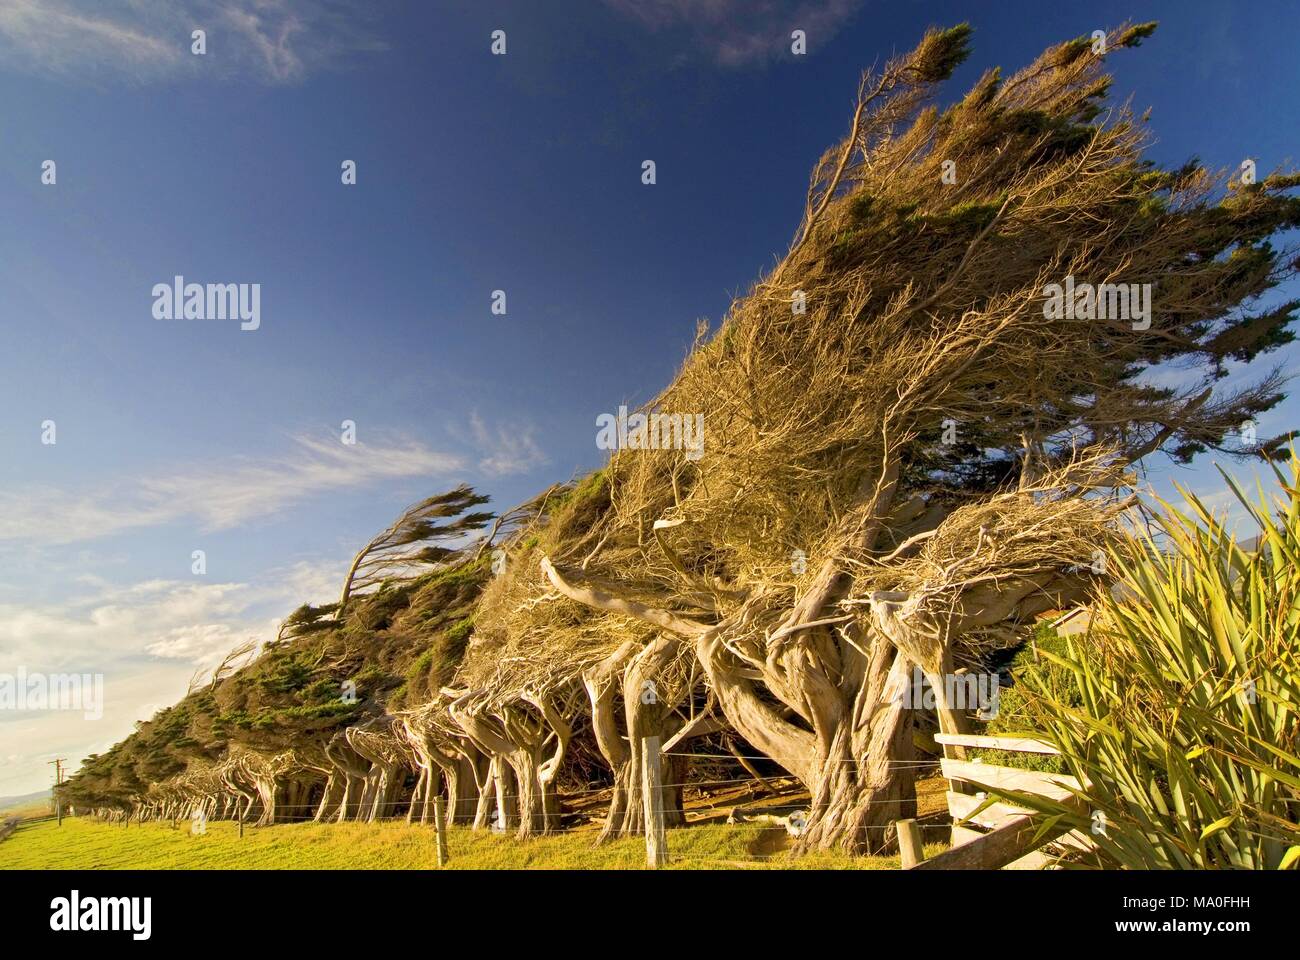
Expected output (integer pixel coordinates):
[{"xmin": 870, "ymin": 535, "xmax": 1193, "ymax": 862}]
[{"xmin": 0, "ymin": 0, "xmax": 1296, "ymax": 795}]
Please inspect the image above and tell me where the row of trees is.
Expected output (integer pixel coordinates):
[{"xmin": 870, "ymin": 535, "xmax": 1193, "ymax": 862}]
[{"xmin": 62, "ymin": 23, "xmax": 1300, "ymax": 857}]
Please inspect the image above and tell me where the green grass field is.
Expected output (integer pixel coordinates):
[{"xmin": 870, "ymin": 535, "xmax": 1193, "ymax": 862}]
[{"xmin": 0, "ymin": 817, "xmax": 943, "ymax": 870}]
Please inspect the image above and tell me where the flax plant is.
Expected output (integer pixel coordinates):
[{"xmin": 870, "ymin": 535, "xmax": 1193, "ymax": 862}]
[{"xmin": 1001, "ymin": 452, "xmax": 1300, "ymax": 868}]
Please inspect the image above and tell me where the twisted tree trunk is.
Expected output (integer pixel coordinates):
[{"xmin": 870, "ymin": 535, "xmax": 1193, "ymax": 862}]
[
  {"xmin": 583, "ymin": 642, "xmax": 637, "ymax": 840},
  {"xmin": 346, "ymin": 726, "xmax": 407, "ymax": 822},
  {"xmin": 793, "ymin": 633, "xmax": 915, "ymax": 852},
  {"xmin": 584, "ymin": 637, "xmax": 698, "ymax": 840},
  {"xmin": 450, "ymin": 691, "xmax": 573, "ymax": 838},
  {"xmin": 325, "ymin": 733, "xmax": 372, "ymax": 822},
  {"xmin": 314, "ymin": 773, "xmax": 346, "ymax": 822},
  {"xmin": 542, "ymin": 463, "xmax": 922, "ymax": 853}
]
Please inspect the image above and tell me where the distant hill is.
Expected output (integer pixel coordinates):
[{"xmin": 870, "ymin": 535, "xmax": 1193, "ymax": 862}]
[{"xmin": 0, "ymin": 789, "xmax": 51, "ymax": 813}]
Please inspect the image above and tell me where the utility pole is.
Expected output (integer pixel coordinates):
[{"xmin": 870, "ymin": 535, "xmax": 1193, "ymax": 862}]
[{"xmin": 49, "ymin": 759, "xmax": 66, "ymax": 826}]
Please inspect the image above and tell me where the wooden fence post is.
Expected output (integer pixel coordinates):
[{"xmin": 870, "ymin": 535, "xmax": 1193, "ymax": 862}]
[
  {"xmin": 434, "ymin": 795, "xmax": 449, "ymax": 867},
  {"xmin": 641, "ymin": 735, "xmax": 668, "ymax": 868},
  {"xmin": 896, "ymin": 818, "xmax": 924, "ymax": 868},
  {"xmin": 492, "ymin": 758, "xmax": 511, "ymax": 831}
]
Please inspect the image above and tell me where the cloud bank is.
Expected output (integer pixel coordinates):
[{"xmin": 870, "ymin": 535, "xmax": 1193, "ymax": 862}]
[
  {"xmin": 0, "ymin": 559, "xmax": 342, "ymax": 795},
  {"xmin": 602, "ymin": 0, "xmax": 863, "ymax": 65},
  {"xmin": 0, "ymin": 0, "xmax": 386, "ymax": 84},
  {"xmin": 0, "ymin": 434, "xmax": 465, "ymax": 544}
]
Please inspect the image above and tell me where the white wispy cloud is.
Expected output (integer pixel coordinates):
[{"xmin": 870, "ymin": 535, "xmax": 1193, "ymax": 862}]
[
  {"xmin": 0, "ymin": 560, "xmax": 342, "ymax": 668},
  {"xmin": 0, "ymin": 434, "xmax": 465, "ymax": 544},
  {"xmin": 0, "ymin": 0, "xmax": 386, "ymax": 84},
  {"xmin": 470, "ymin": 412, "xmax": 549, "ymax": 476},
  {"xmin": 0, "ymin": 581, "xmax": 245, "ymax": 669},
  {"xmin": 602, "ymin": 0, "xmax": 863, "ymax": 66}
]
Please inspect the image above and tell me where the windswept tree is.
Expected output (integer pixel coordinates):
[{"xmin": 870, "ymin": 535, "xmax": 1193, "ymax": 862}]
[
  {"xmin": 506, "ymin": 21, "xmax": 1300, "ymax": 853},
  {"xmin": 62, "ymin": 487, "xmax": 497, "ymax": 825},
  {"xmin": 338, "ymin": 485, "xmax": 493, "ymax": 614}
]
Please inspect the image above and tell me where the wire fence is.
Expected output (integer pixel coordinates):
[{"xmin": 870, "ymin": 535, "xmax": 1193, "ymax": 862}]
[
  {"xmin": 58, "ymin": 735, "xmax": 1300, "ymax": 870},
  {"xmin": 69, "ymin": 754, "xmax": 964, "ymax": 870}
]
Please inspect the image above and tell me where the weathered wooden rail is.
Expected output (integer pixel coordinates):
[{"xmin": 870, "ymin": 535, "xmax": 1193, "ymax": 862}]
[{"xmin": 901, "ymin": 733, "xmax": 1092, "ymax": 870}]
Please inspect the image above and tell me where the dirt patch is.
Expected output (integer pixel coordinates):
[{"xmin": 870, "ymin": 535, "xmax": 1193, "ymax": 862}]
[{"xmin": 915, "ymin": 774, "xmax": 947, "ymax": 818}]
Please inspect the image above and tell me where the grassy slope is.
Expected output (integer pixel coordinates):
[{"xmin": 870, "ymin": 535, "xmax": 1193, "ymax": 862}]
[
  {"xmin": 0, "ymin": 790, "xmax": 51, "ymax": 813},
  {"xmin": 0, "ymin": 817, "xmax": 946, "ymax": 870}
]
